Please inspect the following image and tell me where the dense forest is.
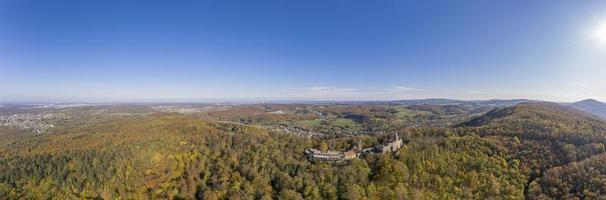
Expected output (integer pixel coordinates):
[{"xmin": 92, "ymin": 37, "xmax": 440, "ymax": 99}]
[{"xmin": 1, "ymin": 102, "xmax": 606, "ymax": 199}]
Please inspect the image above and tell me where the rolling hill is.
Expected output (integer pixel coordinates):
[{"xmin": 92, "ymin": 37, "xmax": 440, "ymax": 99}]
[
  {"xmin": 570, "ymin": 99, "xmax": 606, "ymax": 119},
  {"xmin": 459, "ymin": 102, "xmax": 606, "ymax": 144}
]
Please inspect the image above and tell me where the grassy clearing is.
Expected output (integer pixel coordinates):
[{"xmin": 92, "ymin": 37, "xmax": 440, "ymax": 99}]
[
  {"xmin": 293, "ymin": 119, "xmax": 322, "ymax": 128},
  {"xmin": 331, "ymin": 118, "xmax": 358, "ymax": 128}
]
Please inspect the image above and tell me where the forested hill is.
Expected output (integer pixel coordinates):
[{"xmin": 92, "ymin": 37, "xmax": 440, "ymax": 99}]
[
  {"xmin": 460, "ymin": 102, "xmax": 605, "ymax": 128},
  {"xmin": 571, "ymin": 99, "xmax": 606, "ymax": 119},
  {"xmin": 459, "ymin": 102, "xmax": 606, "ymax": 144},
  {"xmin": 458, "ymin": 102, "xmax": 606, "ymax": 199}
]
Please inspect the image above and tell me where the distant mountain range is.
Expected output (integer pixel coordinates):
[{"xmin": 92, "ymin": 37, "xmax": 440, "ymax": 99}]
[
  {"xmin": 570, "ymin": 99, "xmax": 606, "ymax": 119},
  {"xmin": 459, "ymin": 102, "xmax": 605, "ymax": 127},
  {"xmin": 390, "ymin": 98, "xmax": 606, "ymax": 120},
  {"xmin": 3, "ymin": 98, "xmax": 606, "ymax": 119},
  {"xmin": 391, "ymin": 98, "xmax": 540, "ymax": 106},
  {"xmin": 391, "ymin": 98, "xmax": 606, "ymax": 119}
]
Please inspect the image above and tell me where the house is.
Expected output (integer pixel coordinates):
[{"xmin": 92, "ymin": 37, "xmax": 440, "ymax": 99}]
[{"xmin": 343, "ymin": 150, "xmax": 359, "ymax": 160}]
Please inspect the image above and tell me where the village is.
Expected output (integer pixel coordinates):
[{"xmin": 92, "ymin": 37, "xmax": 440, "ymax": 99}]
[
  {"xmin": 0, "ymin": 113, "xmax": 55, "ymax": 134},
  {"xmin": 304, "ymin": 132, "xmax": 403, "ymax": 162}
]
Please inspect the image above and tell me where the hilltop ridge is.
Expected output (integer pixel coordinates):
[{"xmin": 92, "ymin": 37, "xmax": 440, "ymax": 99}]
[
  {"xmin": 459, "ymin": 102, "xmax": 606, "ymax": 144},
  {"xmin": 570, "ymin": 99, "xmax": 606, "ymax": 119}
]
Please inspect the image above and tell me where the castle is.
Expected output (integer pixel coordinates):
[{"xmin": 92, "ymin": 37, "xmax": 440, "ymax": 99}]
[
  {"xmin": 304, "ymin": 148, "xmax": 359, "ymax": 162},
  {"xmin": 362, "ymin": 132, "xmax": 403, "ymax": 154},
  {"xmin": 305, "ymin": 133, "xmax": 403, "ymax": 162}
]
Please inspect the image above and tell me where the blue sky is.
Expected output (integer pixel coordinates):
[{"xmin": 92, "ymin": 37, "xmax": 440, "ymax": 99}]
[{"xmin": 1, "ymin": 0, "xmax": 605, "ymax": 102}]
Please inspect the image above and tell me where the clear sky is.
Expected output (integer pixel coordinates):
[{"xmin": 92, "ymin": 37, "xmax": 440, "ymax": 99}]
[{"xmin": 1, "ymin": 0, "xmax": 605, "ymax": 102}]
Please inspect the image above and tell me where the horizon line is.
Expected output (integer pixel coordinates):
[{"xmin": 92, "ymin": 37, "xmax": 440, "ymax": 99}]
[{"xmin": 0, "ymin": 97, "xmax": 601, "ymax": 105}]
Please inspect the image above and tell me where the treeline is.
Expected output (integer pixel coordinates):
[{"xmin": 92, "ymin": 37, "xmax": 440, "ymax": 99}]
[{"xmin": 527, "ymin": 152, "xmax": 606, "ymax": 199}]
